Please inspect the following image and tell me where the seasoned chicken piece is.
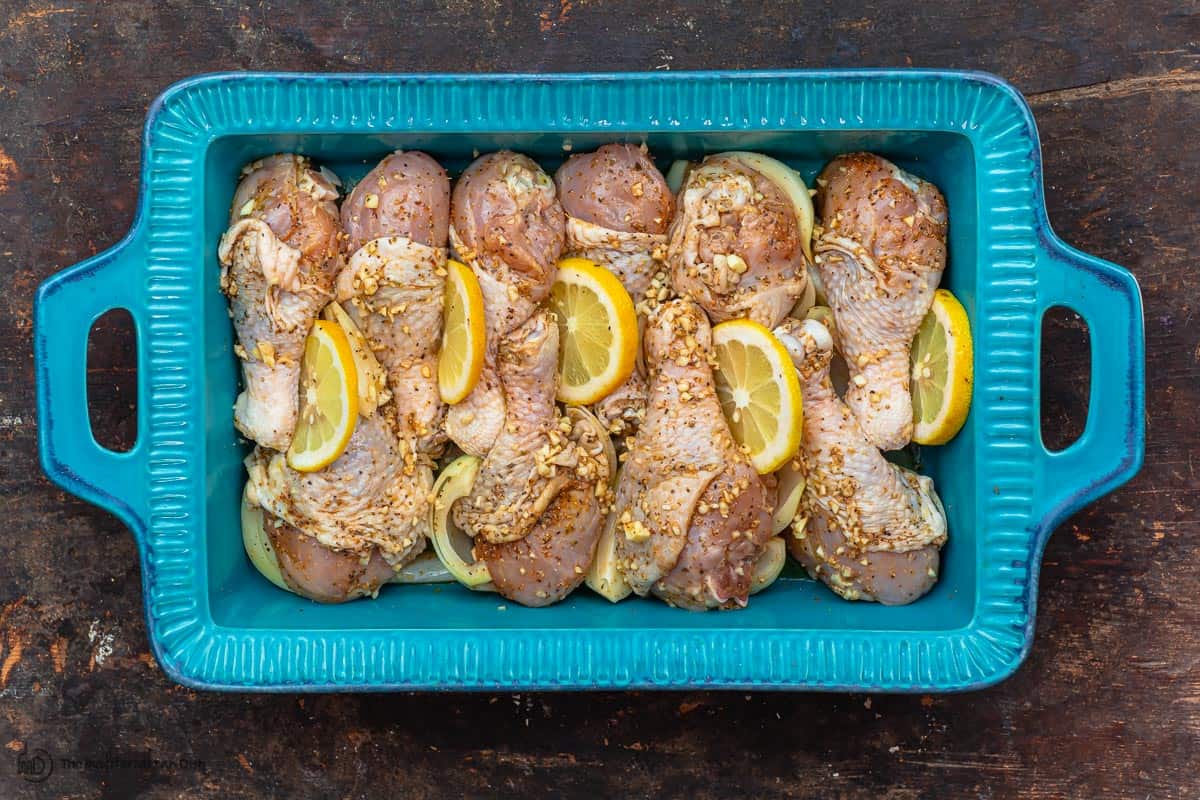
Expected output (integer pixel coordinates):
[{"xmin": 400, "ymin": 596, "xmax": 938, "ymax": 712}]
[
  {"xmin": 612, "ymin": 300, "xmax": 773, "ymax": 610},
  {"xmin": 475, "ymin": 411, "xmax": 610, "ymax": 607},
  {"xmin": 245, "ymin": 411, "xmax": 429, "ymax": 603},
  {"xmin": 341, "ymin": 150, "xmax": 450, "ymax": 254},
  {"xmin": 814, "ymin": 152, "xmax": 947, "ymax": 450},
  {"xmin": 218, "ymin": 154, "xmax": 341, "ymax": 451},
  {"xmin": 667, "ymin": 154, "xmax": 807, "ymax": 329},
  {"xmin": 556, "ymin": 143, "xmax": 673, "ymax": 299},
  {"xmin": 445, "ymin": 151, "xmax": 565, "ymax": 455},
  {"xmin": 774, "ymin": 317, "xmax": 946, "ymax": 605},
  {"xmin": 556, "ymin": 143, "xmax": 675, "ymax": 436},
  {"xmin": 337, "ymin": 151, "xmax": 450, "ymax": 453},
  {"xmin": 262, "ymin": 515, "xmax": 396, "ymax": 604},
  {"xmin": 455, "ymin": 311, "xmax": 572, "ymax": 544}
]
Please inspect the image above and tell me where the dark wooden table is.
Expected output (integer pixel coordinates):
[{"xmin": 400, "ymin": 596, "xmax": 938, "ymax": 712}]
[{"xmin": 2, "ymin": 2, "xmax": 1195, "ymax": 797}]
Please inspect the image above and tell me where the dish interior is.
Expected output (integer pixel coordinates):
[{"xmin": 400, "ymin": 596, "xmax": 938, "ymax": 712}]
[{"xmin": 202, "ymin": 130, "xmax": 978, "ymax": 633}]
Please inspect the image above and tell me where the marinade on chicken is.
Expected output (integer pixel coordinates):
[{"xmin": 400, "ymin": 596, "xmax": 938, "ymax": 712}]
[
  {"xmin": 444, "ymin": 151, "xmax": 565, "ymax": 456},
  {"xmin": 668, "ymin": 154, "xmax": 808, "ymax": 330},
  {"xmin": 774, "ymin": 317, "xmax": 947, "ymax": 605},
  {"xmin": 612, "ymin": 300, "xmax": 774, "ymax": 610},
  {"xmin": 218, "ymin": 154, "xmax": 342, "ymax": 451},
  {"xmin": 813, "ymin": 152, "xmax": 948, "ymax": 451},
  {"xmin": 555, "ymin": 143, "xmax": 675, "ymax": 437}
]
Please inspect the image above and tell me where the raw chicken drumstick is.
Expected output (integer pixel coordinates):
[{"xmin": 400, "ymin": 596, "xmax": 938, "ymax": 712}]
[
  {"xmin": 813, "ymin": 152, "xmax": 948, "ymax": 451},
  {"xmin": 218, "ymin": 154, "xmax": 342, "ymax": 451},
  {"xmin": 773, "ymin": 317, "xmax": 947, "ymax": 605},
  {"xmin": 444, "ymin": 151, "xmax": 565, "ymax": 456},
  {"xmin": 555, "ymin": 143, "xmax": 675, "ymax": 437},
  {"xmin": 667, "ymin": 154, "xmax": 808, "ymax": 330},
  {"xmin": 338, "ymin": 150, "xmax": 452, "ymax": 455},
  {"xmin": 456, "ymin": 311, "xmax": 610, "ymax": 606},
  {"xmin": 612, "ymin": 299, "xmax": 774, "ymax": 610}
]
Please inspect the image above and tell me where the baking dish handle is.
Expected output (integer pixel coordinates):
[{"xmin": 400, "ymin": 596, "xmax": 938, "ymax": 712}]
[
  {"xmin": 35, "ymin": 230, "xmax": 148, "ymax": 539},
  {"xmin": 1032, "ymin": 231, "xmax": 1145, "ymax": 538}
]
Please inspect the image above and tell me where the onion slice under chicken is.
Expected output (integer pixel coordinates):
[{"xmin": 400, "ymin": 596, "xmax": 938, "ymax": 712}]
[
  {"xmin": 586, "ymin": 466, "xmax": 634, "ymax": 603},
  {"xmin": 241, "ymin": 482, "xmax": 289, "ymax": 591},
  {"xmin": 428, "ymin": 455, "xmax": 496, "ymax": 590},
  {"xmin": 749, "ymin": 537, "xmax": 788, "ymax": 595}
]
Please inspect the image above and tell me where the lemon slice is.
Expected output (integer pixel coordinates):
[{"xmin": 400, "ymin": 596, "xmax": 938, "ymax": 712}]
[
  {"xmin": 429, "ymin": 455, "xmax": 494, "ymax": 589},
  {"xmin": 712, "ymin": 319, "xmax": 804, "ymax": 474},
  {"xmin": 321, "ymin": 301, "xmax": 389, "ymax": 416},
  {"xmin": 750, "ymin": 537, "xmax": 787, "ymax": 595},
  {"xmin": 911, "ymin": 288, "xmax": 974, "ymax": 445},
  {"xmin": 439, "ymin": 259, "xmax": 486, "ymax": 405},
  {"xmin": 547, "ymin": 257, "xmax": 639, "ymax": 406},
  {"xmin": 286, "ymin": 320, "xmax": 359, "ymax": 472}
]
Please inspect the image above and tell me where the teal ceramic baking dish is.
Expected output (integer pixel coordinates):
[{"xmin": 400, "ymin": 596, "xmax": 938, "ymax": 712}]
[{"xmin": 35, "ymin": 71, "xmax": 1144, "ymax": 692}]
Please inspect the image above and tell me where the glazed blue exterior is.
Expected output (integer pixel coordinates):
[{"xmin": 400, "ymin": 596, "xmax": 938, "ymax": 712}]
[{"xmin": 35, "ymin": 71, "xmax": 1144, "ymax": 692}]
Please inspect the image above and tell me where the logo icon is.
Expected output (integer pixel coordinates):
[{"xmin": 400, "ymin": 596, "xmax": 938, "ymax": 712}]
[{"xmin": 16, "ymin": 747, "xmax": 53, "ymax": 783}]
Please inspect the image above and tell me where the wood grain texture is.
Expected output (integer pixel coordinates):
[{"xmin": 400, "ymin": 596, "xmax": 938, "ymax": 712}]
[{"xmin": 1, "ymin": 1, "xmax": 1196, "ymax": 797}]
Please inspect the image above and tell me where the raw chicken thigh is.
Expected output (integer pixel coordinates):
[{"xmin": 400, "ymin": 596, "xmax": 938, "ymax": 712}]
[
  {"xmin": 218, "ymin": 154, "xmax": 342, "ymax": 451},
  {"xmin": 555, "ymin": 143, "xmax": 675, "ymax": 436},
  {"xmin": 773, "ymin": 317, "xmax": 947, "ymax": 604},
  {"xmin": 245, "ymin": 411, "xmax": 430, "ymax": 601},
  {"xmin": 444, "ymin": 151, "xmax": 565, "ymax": 456},
  {"xmin": 668, "ymin": 154, "xmax": 807, "ymax": 329},
  {"xmin": 612, "ymin": 299, "xmax": 773, "ymax": 610},
  {"xmin": 813, "ymin": 152, "xmax": 948, "ymax": 451}
]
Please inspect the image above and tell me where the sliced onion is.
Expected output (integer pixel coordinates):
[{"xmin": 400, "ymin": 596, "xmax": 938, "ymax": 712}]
[
  {"xmin": 749, "ymin": 537, "xmax": 787, "ymax": 595},
  {"xmin": 566, "ymin": 406, "xmax": 618, "ymax": 485},
  {"xmin": 586, "ymin": 465, "xmax": 633, "ymax": 603},
  {"xmin": 428, "ymin": 455, "xmax": 494, "ymax": 589},
  {"xmin": 789, "ymin": 273, "xmax": 818, "ymax": 320},
  {"xmin": 240, "ymin": 482, "xmax": 290, "ymax": 592},
  {"xmin": 322, "ymin": 300, "xmax": 390, "ymax": 416},
  {"xmin": 772, "ymin": 460, "xmax": 806, "ymax": 536},
  {"xmin": 665, "ymin": 159, "xmax": 694, "ymax": 195},
  {"xmin": 390, "ymin": 551, "xmax": 455, "ymax": 584}
]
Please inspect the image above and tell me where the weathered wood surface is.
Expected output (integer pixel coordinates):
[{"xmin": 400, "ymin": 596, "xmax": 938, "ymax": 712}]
[{"xmin": 1, "ymin": 1, "xmax": 1196, "ymax": 797}]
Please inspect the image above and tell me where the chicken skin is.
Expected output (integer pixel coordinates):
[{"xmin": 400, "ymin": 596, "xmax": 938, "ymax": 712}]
[
  {"xmin": 245, "ymin": 411, "xmax": 430, "ymax": 603},
  {"xmin": 455, "ymin": 311, "xmax": 610, "ymax": 606},
  {"xmin": 555, "ymin": 143, "xmax": 675, "ymax": 437},
  {"xmin": 814, "ymin": 152, "xmax": 948, "ymax": 451},
  {"xmin": 556, "ymin": 143, "xmax": 674, "ymax": 301},
  {"xmin": 455, "ymin": 311, "xmax": 572, "ymax": 544},
  {"xmin": 667, "ymin": 154, "xmax": 807, "ymax": 329},
  {"xmin": 444, "ymin": 151, "xmax": 565, "ymax": 456},
  {"xmin": 474, "ymin": 409, "xmax": 611, "ymax": 607},
  {"xmin": 773, "ymin": 317, "xmax": 947, "ymax": 605},
  {"xmin": 337, "ymin": 150, "xmax": 451, "ymax": 453},
  {"xmin": 262, "ymin": 514, "xmax": 397, "ymax": 604},
  {"xmin": 218, "ymin": 154, "xmax": 342, "ymax": 451},
  {"xmin": 612, "ymin": 300, "xmax": 773, "ymax": 610}
]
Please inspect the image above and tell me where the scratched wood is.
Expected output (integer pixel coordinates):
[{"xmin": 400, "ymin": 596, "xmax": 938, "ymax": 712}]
[{"xmin": 0, "ymin": 1, "xmax": 1196, "ymax": 798}]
